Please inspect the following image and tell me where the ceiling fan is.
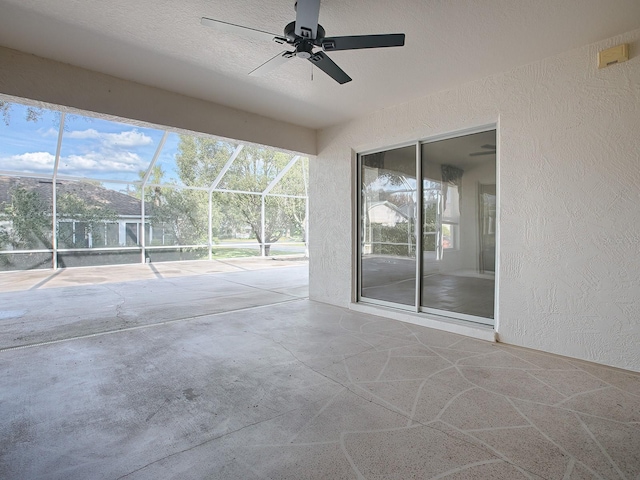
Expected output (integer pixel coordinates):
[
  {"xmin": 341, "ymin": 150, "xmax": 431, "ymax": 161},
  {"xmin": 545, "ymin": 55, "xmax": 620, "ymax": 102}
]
[
  {"xmin": 469, "ymin": 144, "xmax": 497, "ymax": 157},
  {"xmin": 200, "ymin": 0, "xmax": 405, "ymax": 84}
]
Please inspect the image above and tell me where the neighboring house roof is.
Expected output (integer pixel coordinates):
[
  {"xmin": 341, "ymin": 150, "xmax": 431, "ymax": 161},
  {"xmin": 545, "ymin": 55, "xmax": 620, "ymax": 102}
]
[
  {"xmin": 0, "ymin": 176, "xmax": 149, "ymax": 217},
  {"xmin": 368, "ymin": 201, "xmax": 411, "ymax": 226},
  {"xmin": 368, "ymin": 201, "xmax": 411, "ymax": 218}
]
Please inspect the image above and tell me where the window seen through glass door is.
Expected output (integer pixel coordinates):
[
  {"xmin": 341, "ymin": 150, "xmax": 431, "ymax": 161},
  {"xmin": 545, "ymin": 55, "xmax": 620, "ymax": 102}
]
[{"xmin": 421, "ymin": 130, "xmax": 496, "ymax": 319}]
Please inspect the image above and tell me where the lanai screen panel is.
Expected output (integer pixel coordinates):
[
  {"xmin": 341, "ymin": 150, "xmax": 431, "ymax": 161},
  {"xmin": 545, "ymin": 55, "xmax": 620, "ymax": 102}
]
[
  {"xmin": 216, "ymin": 147, "xmax": 295, "ymax": 193},
  {"xmin": 0, "ymin": 97, "xmax": 309, "ymax": 270},
  {"xmin": 0, "ymin": 103, "xmax": 60, "ymax": 269},
  {"xmin": 0, "ymin": 103, "xmax": 59, "ymax": 177},
  {"xmin": 57, "ymin": 114, "xmax": 163, "ymax": 182},
  {"xmin": 154, "ymin": 133, "xmax": 238, "ymax": 188}
]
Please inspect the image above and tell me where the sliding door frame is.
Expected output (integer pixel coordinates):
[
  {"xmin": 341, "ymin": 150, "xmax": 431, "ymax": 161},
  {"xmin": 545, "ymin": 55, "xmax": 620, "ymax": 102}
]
[
  {"xmin": 356, "ymin": 124, "xmax": 498, "ymax": 327},
  {"xmin": 356, "ymin": 140, "xmax": 419, "ymax": 313}
]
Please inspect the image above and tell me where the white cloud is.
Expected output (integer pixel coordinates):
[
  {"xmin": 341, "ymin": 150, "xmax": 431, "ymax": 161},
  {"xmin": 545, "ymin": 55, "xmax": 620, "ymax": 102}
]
[
  {"xmin": 59, "ymin": 151, "xmax": 148, "ymax": 174},
  {"xmin": 2, "ymin": 127, "xmax": 154, "ymax": 178},
  {"xmin": 0, "ymin": 152, "xmax": 56, "ymax": 172},
  {"xmin": 66, "ymin": 128, "xmax": 153, "ymax": 148},
  {"xmin": 104, "ymin": 130, "xmax": 153, "ymax": 148},
  {"xmin": 39, "ymin": 127, "xmax": 59, "ymax": 138},
  {"xmin": 66, "ymin": 128, "xmax": 101, "ymax": 140},
  {"xmin": 0, "ymin": 150, "xmax": 148, "ymax": 177}
]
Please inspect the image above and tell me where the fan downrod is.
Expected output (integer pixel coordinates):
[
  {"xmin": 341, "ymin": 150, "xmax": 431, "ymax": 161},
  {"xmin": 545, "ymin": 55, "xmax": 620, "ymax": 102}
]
[{"xmin": 283, "ymin": 21, "xmax": 325, "ymax": 44}]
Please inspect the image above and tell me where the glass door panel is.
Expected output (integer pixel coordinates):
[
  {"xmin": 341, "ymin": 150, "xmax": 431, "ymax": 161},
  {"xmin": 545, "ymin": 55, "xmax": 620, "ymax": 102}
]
[
  {"xmin": 420, "ymin": 131, "xmax": 496, "ymax": 321},
  {"xmin": 360, "ymin": 145, "xmax": 417, "ymax": 306}
]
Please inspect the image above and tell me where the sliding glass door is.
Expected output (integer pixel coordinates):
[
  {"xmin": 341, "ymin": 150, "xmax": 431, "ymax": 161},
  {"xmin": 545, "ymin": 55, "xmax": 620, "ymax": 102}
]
[
  {"xmin": 420, "ymin": 130, "xmax": 496, "ymax": 322},
  {"xmin": 359, "ymin": 129, "xmax": 496, "ymax": 325},
  {"xmin": 360, "ymin": 145, "xmax": 417, "ymax": 307}
]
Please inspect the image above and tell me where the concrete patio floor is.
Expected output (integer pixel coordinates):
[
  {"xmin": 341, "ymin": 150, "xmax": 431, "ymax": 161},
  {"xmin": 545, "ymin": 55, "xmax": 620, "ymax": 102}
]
[
  {"xmin": 0, "ymin": 260, "xmax": 639, "ymax": 479},
  {"xmin": 0, "ymin": 257, "xmax": 309, "ymax": 350}
]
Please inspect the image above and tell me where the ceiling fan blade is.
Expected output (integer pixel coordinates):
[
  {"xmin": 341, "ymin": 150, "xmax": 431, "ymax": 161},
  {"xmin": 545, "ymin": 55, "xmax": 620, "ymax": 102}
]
[
  {"xmin": 201, "ymin": 17, "xmax": 280, "ymax": 42},
  {"xmin": 308, "ymin": 52, "xmax": 352, "ymax": 84},
  {"xmin": 295, "ymin": 0, "xmax": 320, "ymax": 39},
  {"xmin": 249, "ymin": 51, "xmax": 294, "ymax": 76},
  {"xmin": 321, "ymin": 33, "xmax": 405, "ymax": 51},
  {"xmin": 469, "ymin": 151, "xmax": 495, "ymax": 157}
]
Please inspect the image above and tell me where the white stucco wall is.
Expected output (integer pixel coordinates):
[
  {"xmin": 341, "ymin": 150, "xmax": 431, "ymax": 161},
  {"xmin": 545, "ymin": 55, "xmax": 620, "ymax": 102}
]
[
  {"xmin": 0, "ymin": 46, "xmax": 316, "ymax": 156},
  {"xmin": 311, "ymin": 29, "xmax": 640, "ymax": 371}
]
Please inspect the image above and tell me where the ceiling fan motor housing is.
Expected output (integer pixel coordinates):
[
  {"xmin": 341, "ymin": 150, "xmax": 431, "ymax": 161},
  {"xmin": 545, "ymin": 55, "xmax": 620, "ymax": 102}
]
[
  {"xmin": 283, "ymin": 21, "xmax": 326, "ymax": 59},
  {"xmin": 296, "ymin": 42, "xmax": 314, "ymax": 58}
]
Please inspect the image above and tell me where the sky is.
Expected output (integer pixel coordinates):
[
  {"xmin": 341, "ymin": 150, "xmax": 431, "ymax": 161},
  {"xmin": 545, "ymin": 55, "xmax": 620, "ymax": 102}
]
[
  {"xmin": 0, "ymin": 100, "xmax": 305, "ymax": 195},
  {"xmin": 0, "ymin": 102, "xmax": 183, "ymax": 187}
]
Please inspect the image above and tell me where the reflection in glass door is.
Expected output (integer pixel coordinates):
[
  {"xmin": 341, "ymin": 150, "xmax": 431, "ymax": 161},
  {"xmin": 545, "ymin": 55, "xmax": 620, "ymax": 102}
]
[
  {"xmin": 359, "ymin": 130, "xmax": 496, "ymax": 324},
  {"xmin": 479, "ymin": 184, "xmax": 496, "ymax": 274},
  {"xmin": 420, "ymin": 131, "xmax": 496, "ymax": 321},
  {"xmin": 360, "ymin": 145, "xmax": 417, "ymax": 307}
]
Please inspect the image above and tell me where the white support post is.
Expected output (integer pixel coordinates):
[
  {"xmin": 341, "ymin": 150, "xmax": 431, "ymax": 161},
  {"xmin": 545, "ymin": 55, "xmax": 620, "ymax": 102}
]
[
  {"xmin": 261, "ymin": 195, "xmax": 266, "ymax": 257},
  {"xmin": 210, "ymin": 145, "xmax": 243, "ymax": 191},
  {"xmin": 52, "ymin": 113, "xmax": 65, "ymax": 269},
  {"xmin": 140, "ymin": 199, "xmax": 146, "ymax": 264},
  {"xmin": 208, "ymin": 191, "xmax": 213, "ymax": 261},
  {"xmin": 301, "ymin": 158, "xmax": 309, "ymax": 257},
  {"xmin": 263, "ymin": 156, "xmax": 300, "ymax": 196},
  {"xmin": 141, "ymin": 132, "xmax": 169, "ymax": 184},
  {"xmin": 208, "ymin": 145, "xmax": 244, "ymax": 260},
  {"xmin": 140, "ymin": 131, "xmax": 169, "ymax": 264}
]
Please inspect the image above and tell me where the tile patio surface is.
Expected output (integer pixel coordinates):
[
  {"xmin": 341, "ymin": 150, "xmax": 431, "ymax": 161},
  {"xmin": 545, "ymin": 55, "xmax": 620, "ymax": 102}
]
[{"xmin": 0, "ymin": 261, "xmax": 639, "ymax": 479}]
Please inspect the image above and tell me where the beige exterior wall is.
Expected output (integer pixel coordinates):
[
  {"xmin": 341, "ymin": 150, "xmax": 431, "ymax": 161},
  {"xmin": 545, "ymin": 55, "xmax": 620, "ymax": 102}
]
[{"xmin": 311, "ymin": 28, "xmax": 640, "ymax": 371}]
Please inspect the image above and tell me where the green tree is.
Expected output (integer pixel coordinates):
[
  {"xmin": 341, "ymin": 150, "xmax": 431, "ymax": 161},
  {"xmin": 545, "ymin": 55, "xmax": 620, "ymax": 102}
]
[
  {"xmin": 0, "ymin": 100, "xmax": 74, "ymax": 127},
  {"xmin": 0, "ymin": 186, "xmax": 52, "ymax": 249},
  {"xmin": 0, "ymin": 100, "xmax": 44, "ymax": 126},
  {"xmin": 269, "ymin": 158, "xmax": 308, "ymax": 242},
  {"xmin": 94, "ymin": 135, "xmax": 308, "ymax": 256},
  {"xmin": 170, "ymin": 136, "xmax": 239, "ymax": 245},
  {"xmin": 175, "ymin": 136, "xmax": 307, "ymax": 254},
  {"xmin": 56, "ymin": 192, "xmax": 118, "ymax": 248},
  {"xmin": 131, "ymin": 164, "xmax": 166, "ymax": 204},
  {"xmin": 134, "ymin": 163, "xmax": 218, "ymax": 246},
  {"xmin": 150, "ymin": 189, "xmax": 209, "ymax": 246},
  {"xmin": 175, "ymin": 136, "xmax": 231, "ymax": 187},
  {"xmin": 0, "ymin": 185, "xmax": 119, "ymax": 250},
  {"xmin": 211, "ymin": 144, "xmax": 285, "ymax": 253}
]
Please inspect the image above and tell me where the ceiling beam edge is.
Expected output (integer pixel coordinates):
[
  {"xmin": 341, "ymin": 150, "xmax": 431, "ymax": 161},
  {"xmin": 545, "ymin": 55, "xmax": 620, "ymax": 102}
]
[{"xmin": 0, "ymin": 46, "xmax": 317, "ymax": 156}]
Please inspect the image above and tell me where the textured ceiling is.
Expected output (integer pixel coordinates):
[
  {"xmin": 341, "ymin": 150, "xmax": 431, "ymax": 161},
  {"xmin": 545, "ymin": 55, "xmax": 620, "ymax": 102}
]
[{"xmin": 0, "ymin": 0, "xmax": 639, "ymax": 129}]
